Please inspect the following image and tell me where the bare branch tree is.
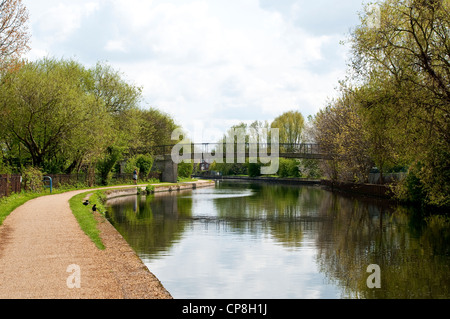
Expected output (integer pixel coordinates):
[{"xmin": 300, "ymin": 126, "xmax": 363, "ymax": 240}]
[{"xmin": 0, "ymin": 0, "xmax": 30, "ymax": 68}]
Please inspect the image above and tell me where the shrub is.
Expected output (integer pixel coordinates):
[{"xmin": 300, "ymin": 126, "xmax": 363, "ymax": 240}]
[
  {"xmin": 247, "ymin": 162, "xmax": 262, "ymax": 177},
  {"xmin": 97, "ymin": 147, "xmax": 122, "ymax": 185},
  {"xmin": 146, "ymin": 184, "xmax": 155, "ymax": 194},
  {"xmin": 278, "ymin": 158, "xmax": 300, "ymax": 178},
  {"xmin": 299, "ymin": 159, "xmax": 322, "ymax": 179},
  {"xmin": 22, "ymin": 167, "xmax": 44, "ymax": 192},
  {"xmin": 126, "ymin": 154, "xmax": 154, "ymax": 179},
  {"xmin": 135, "ymin": 154, "xmax": 154, "ymax": 177},
  {"xmin": 393, "ymin": 161, "xmax": 429, "ymax": 206},
  {"xmin": 178, "ymin": 161, "xmax": 194, "ymax": 178}
]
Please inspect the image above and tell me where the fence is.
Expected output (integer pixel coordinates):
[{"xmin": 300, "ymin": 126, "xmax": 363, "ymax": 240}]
[
  {"xmin": 0, "ymin": 174, "xmax": 22, "ymax": 198},
  {"xmin": 0, "ymin": 172, "xmax": 163, "ymax": 199},
  {"xmin": 368, "ymin": 172, "xmax": 406, "ymax": 184},
  {"xmin": 1, "ymin": 173, "xmax": 85, "ymax": 198},
  {"xmin": 321, "ymin": 180, "xmax": 393, "ymax": 199}
]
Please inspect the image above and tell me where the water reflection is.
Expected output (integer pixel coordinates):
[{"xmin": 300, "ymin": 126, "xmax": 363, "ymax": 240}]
[
  {"xmin": 106, "ymin": 182, "xmax": 450, "ymax": 299},
  {"xmin": 315, "ymin": 194, "xmax": 450, "ymax": 299},
  {"xmin": 106, "ymin": 190, "xmax": 194, "ymax": 257}
]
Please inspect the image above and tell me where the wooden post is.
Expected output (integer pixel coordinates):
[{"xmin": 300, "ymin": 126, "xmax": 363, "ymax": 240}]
[
  {"xmin": 5, "ymin": 174, "xmax": 10, "ymax": 197},
  {"xmin": 0, "ymin": 174, "xmax": 5, "ymax": 198}
]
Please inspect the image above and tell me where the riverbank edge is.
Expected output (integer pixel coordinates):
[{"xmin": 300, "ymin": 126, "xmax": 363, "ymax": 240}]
[
  {"xmin": 81, "ymin": 180, "xmax": 216, "ymax": 299},
  {"xmin": 194, "ymin": 175, "xmax": 392, "ymax": 199},
  {"xmin": 100, "ymin": 180, "xmax": 216, "ymax": 200},
  {"xmin": 193, "ymin": 175, "xmax": 321, "ymax": 185}
]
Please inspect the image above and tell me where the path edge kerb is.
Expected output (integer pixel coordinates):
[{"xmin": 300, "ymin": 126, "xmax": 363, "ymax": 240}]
[
  {"xmin": 71, "ymin": 180, "xmax": 215, "ymax": 248},
  {"xmin": 70, "ymin": 180, "xmax": 215, "ymax": 299}
]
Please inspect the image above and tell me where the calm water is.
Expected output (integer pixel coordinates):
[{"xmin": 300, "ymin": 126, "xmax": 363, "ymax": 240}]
[{"xmin": 106, "ymin": 181, "xmax": 450, "ymax": 299}]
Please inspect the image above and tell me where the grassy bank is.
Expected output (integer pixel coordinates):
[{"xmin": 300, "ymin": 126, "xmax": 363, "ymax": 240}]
[
  {"xmin": 69, "ymin": 191, "xmax": 106, "ymax": 250},
  {"xmin": 0, "ymin": 185, "xmax": 99, "ymax": 226},
  {"xmin": 1, "ymin": 186, "xmax": 135, "ymax": 249},
  {"xmin": 68, "ymin": 181, "xmax": 203, "ymax": 250},
  {"xmin": 0, "ymin": 192, "xmax": 44, "ymax": 226}
]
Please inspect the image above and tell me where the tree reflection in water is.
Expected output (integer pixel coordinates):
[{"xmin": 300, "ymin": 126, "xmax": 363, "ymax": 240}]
[
  {"xmin": 315, "ymin": 192, "xmax": 450, "ymax": 298},
  {"xmin": 106, "ymin": 182, "xmax": 450, "ymax": 298}
]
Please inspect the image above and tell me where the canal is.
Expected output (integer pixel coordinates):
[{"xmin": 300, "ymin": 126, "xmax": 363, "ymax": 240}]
[{"xmin": 105, "ymin": 181, "xmax": 450, "ymax": 299}]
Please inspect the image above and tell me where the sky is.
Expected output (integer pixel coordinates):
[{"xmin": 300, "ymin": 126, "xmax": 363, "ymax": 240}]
[{"xmin": 23, "ymin": 0, "xmax": 367, "ymax": 143}]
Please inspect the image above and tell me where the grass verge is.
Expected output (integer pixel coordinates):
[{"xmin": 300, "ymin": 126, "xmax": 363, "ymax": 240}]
[
  {"xmin": 0, "ymin": 192, "xmax": 43, "ymax": 226},
  {"xmin": 69, "ymin": 191, "xmax": 106, "ymax": 250},
  {"xmin": 0, "ymin": 186, "xmax": 110, "ymax": 249},
  {"xmin": 0, "ymin": 181, "xmax": 136, "ymax": 226}
]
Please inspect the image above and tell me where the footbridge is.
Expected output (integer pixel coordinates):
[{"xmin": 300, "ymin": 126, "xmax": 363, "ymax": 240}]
[
  {"xmin": 152, "ymin": 143, "xmax": 327, "ymax": 160},
  {"xmin": 146, "ymin": 143, "xmax": 328, "ymax": 183}
]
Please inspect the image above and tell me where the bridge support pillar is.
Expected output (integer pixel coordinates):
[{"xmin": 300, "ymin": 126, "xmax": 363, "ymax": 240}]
[{"xmin": 153, "ymin": 155, "xmax": 178, "ymax": 183}]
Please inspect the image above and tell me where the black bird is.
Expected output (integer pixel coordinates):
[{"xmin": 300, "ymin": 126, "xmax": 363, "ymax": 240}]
[
  {"xmin": 92, "ymin": 204, "xmax": 97, "ymax": 212},
  {"xmin": 83, "ymin": 200, "xmax": 89, "ymax": 206}
]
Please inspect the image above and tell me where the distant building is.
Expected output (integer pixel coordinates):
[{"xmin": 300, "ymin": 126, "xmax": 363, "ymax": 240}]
[{"xmin": 199, "ymin": 160, "xmax": 210, "ymax": 171}]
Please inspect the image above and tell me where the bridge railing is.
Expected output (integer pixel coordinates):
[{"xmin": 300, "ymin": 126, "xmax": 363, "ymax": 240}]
[{"xmin": 150, "ymin": 143, "xmax": 324, "ymax": 159}]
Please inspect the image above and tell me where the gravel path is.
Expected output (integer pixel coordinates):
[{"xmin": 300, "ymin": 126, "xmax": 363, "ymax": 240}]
[{"xmin": 0, "ymin": 186, "xmax": 173, "ymax": 299}]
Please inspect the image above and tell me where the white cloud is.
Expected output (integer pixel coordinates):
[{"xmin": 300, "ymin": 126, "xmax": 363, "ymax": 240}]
[
  {"xmin": 28, "ymin": 1, "xmax": 100, "ymax": 42},
  {"xmin": 104, "ymin": 39, "xmax": 127, "ymax": 53},
  {"xmin": 23, "ymin": 0, "xmax": 363, "ymax": 142}
]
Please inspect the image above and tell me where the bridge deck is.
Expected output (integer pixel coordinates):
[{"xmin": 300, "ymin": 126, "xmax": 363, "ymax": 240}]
[{"xmin": 150, "ymin": 143, "xmax": 328, "ymax": 160}]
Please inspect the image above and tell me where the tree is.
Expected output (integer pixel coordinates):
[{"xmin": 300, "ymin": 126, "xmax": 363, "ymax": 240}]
[
  {"xmin": 0, "ymin": 58, "xmax": 109, "ymax": 171},
  {"xmin": 213, "ymin": 122, "xmax": 248, "ymax": 176},
  {"xmin": 97, "ymin": 146, "xmax": 122, "ymax": 185},
  {"xmin": 89, "ymin": 62, "xmax": 142, "ymax": 162},
  {"xmin": 349, "ymin": 0, "xmax": 450, "ymax": 206},
  {"xmin": 0, "ymin": 56, "xmax": 182, "ymax": 186},
  {"xmin": 90, "ymin": 62, "xmax": 143, "ymax": 173},
  {"xmin": 0, "ymin": 0, "xmax": 30, "ymax": 69},
  {"xmin": 352, "ymin": 80, "xmax": 406, "ymax": 183},
  {"xmin": 133, "ymin": 108, "xmax": 179, "ymax": 154},
  {"xmin": 0, "ymin": 153, "xmax": 11, "ymax": 174},
  {"xmin": 92, "ymin": 62, "xmax": 143, "ymax": 115},
  {"xmin": 125, "ymin": 153, "xmax": 154, "ymax": 178},
  {"xmin": 351, "ymin": 0, "xmax": 449, "ymax": 108},
  {"xmin": 298, "ymin": 116, "xmax": 322, "ymax": 179},
  {"xmin": 312, "ymin": 92, "xmax": 373, "ymax": 183},
  {"xmin": 270, "ymin": 111, "xmax": 305, "ymax": 151},
  {"xmin": 351, "ymin": 0, "xmax": 449, "ymax": 144}
]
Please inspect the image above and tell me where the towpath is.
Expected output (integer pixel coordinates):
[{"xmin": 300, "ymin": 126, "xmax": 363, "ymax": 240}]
[{"xmin": 0, "ymin": 182, "xmax": 213, "ymax": 299}]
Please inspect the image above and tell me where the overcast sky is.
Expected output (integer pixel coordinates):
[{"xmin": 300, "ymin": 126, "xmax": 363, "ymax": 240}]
[{"xmin": 23, "ymin": 0, "xmax": 366, "ymax": 142}]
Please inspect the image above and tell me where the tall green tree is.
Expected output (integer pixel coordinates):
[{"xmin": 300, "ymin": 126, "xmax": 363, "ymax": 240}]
[
  {"xmin": 213, "ymin": 122, "xmax": 248, "ymax": 175},
  {"xmin": 90, "ymin": 62, "xmax": 143, "ymax": 178},
  {"xmin": 270, "ymin": 110, "xmax": 305, "ymax": 151},
  {"xmin": 349, "ymin": 0, "xmax": 450, "ymax": 206},
  {"xmin": 0, "ymin": 58, "xmax": 109, "ymax": 172},
  {"xmin": 312, "ymin": 92, "xmax": 373, "ymax": 183},
  {"xmin": 0, "ymin": 56, "xmax": 182, "ymax": 186},
  {"xmin": 135, "ymin": 108, "xmax": 179, "ymax": 153},
  {"xmin": 92, "ymin": 62, "xmax": 143, "ymax": 115},
  {"xmin": 352, "ymin": 80, "xmax": 406, "ymax": 183}
]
